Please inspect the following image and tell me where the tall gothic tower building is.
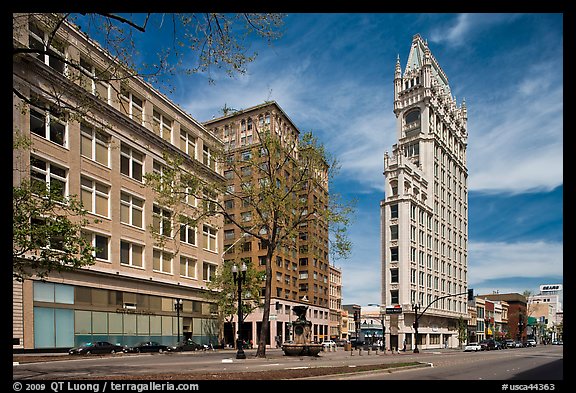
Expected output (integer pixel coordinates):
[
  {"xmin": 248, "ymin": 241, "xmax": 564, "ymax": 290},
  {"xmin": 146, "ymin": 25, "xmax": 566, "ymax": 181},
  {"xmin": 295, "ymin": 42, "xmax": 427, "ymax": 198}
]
[{"xmin": 381, "ymin": 34, "xmax": 469, "ymax": 351}]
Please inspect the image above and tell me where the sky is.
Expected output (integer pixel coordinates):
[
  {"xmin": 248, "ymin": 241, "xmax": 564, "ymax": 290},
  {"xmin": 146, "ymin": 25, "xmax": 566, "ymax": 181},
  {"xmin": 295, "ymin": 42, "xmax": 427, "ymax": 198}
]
[{"xmin": 80, "ymin": 13, "xmax": 564, "ymax": 307}]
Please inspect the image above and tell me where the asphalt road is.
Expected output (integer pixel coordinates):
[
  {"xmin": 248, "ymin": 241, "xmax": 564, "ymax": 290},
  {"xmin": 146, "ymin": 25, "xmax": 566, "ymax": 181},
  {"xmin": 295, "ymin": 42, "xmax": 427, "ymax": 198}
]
[{"xmin": 13, "ymin": 345, "xmax": 563, "ymax": 381}]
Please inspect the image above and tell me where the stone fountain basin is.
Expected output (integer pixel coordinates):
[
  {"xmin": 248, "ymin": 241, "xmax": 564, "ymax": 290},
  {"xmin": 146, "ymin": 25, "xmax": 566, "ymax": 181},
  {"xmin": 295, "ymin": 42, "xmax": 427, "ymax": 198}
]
[{"xmin": 282, "ymin": 343, "xmax": 323, "ymax": 357}]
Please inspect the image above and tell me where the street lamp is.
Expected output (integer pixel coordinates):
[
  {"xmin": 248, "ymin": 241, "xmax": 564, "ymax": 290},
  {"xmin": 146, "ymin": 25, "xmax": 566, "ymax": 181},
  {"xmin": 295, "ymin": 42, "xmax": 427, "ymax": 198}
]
[
  {"xmin": 174, "ymin": 298, "xmax": 183, "ymax": 344},
  {"xmin": 412, "ymin": 303, "xmax": 420, "ymax": 353},
  {"xmin": 232, "ymin": 262, "xmax": 247, "ymax": 359}
]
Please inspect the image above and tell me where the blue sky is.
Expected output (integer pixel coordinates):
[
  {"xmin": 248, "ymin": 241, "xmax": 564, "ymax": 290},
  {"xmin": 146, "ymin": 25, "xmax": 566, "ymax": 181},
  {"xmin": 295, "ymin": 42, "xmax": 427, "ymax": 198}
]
[{"xmin": 80, "ymin": 13, "xmax": 564, "ymax": 307}]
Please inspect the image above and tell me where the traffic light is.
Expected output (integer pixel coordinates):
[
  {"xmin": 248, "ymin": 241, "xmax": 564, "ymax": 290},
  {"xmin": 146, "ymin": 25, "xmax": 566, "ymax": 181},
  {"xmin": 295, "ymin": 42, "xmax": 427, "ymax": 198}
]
[
  {"xmin": 353, "ymin": 311, "xmax": 358, "ymax": 322},
  {"xmin": 275, "ymin": 301, "xmax": 281, "ymax": 310},
  {"xmin": 468, "ymin": 288, "xmax": 474, "ymax": 301}
]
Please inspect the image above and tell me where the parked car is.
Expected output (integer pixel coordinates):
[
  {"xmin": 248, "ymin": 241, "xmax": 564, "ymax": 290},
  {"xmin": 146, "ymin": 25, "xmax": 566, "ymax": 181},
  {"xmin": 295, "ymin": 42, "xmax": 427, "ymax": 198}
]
[
  {"xmin": 504, "ymin": 339, "xmax": 515, "ymax": 348},
  {"xmin": 514, "ymin": 341, "xmax": 524, "ymax": 348},
  {"xmin": 479, "ymin": 339, "xmax": 497, "ymax": 351},
  {"xmin": 463, "ymin": 342, "xmax": 482, "ymax": 352},
  {"xmin": 494, "ymin": 341, "xmax": 506, "ymax": 350},
  {"xmin": 69, "ymin": 341, "xmax": 124, "ymax": 355},
  {"xmin": 169, "ymin": 339, "xmax": 205, "ymax": 352},
  {"xmin": 526, "ymin": 339, "xmax": 537, "ymax": 347},
  {"xmin": 335, "ymin": 339, "xmax": 350, "ymax": 347},
  {"xmin": 350, "ymin": 339, "xmax": 367, "ymax": 349},
  {"xmin": 551, "ymin": 340, "xmax": 563, "ymax": 345},
  {"xmin": 124, "ymin": 341, "xmax": 170, "ymax": 353},
  {"xmin": 321, "ymin": 340, "xmax": 336, "ymax": 349}
]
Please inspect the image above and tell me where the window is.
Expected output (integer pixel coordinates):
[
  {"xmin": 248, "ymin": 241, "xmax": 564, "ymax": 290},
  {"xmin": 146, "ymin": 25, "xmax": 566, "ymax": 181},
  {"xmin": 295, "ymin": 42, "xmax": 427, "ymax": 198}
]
[
  {"xmin": 241, "ymin": 211, "xmax": 252, "ymax": 222},
  {"xmin": 390, "ymin": 268, "xmax": 399, "ymax": 283},
  {"xmin": 79, "ymin": 57, "xmax": 110, "ymax": 103},
  {"xmin": 202, "ymin": 145, "xmax": 215, "ymax": 170},
  {"xmin": 390, "ymin": 247, "xmax": 399, "ymax": 262},
  {"xmin": 390, "ymin": 224, "xmax": 398, "ymax": 240},
  {"xmin": 180, "ymin": 129, "xmax": 197, "ymax": 158},
  {"xmin": 203, "ymin": 262, "xmax": 217, "ymax": 282},
  {"xmin": 241, "ymin": 151, "xmax": 252, "ymax": 161},
  {"xmin": 153, "ymin": 205, "xmax": 172, "ymax": 237},
  {"xmin": 30, "ymin": 156, "xmax": 67, "ymax": 200},
  {"xmin": 80, "ymin": 123, "xmax": 109, "ymax": 166},
  {"xmin": 120, "ymin": 191, "xmax": 144, "ymax": 228},
  {"xmin": 224, "ymin": 229, "xmax": 235, "ymax": 241},
  {"xmin": 224, "ymin": 170, "xmax": 234, "ymax": 180},
  {"xmin": 120, "ymin": 144, "xmax": 144, "ymax": 181},
  {"xmin": 180, "ymin": 256, "xmax": 197, "ymax": 278},
  {"xmin": 31, "ymin": 217, "xmax": 64, "ymax": 251},
  {"xmin": 82, "ymin": 231, "xmax": 110, "ymax": 261},
  {"xmin": 120, "ymin": 240, "xmax": 144, "ymax": 268},
  {"xmin": 202, "ymin": 225, "xmax": 217, "ymax": 252},
  {"xmin": 390, "ymin": 204, "xmax": 398, "ymax": 219},
  {"xmin": 29, "ymin": 97, "xmax": 66, "ymax": 146},
  {"xmin": 80, "ymin": 176, "xmax": 109, "ymax": 217},
  {"xmin": 153, "ymin": 249, "xmax": 172, "ymax": 274},
  {"xmin": 179, "ymin": 218, "xmax": 196, "ymax": 246},
  {"xmin": 120, "ymin": 86, "xmax": 143, "ymax": 125},
  {"xmin": 240, "ymin": 166, "xmax": 252, "ymax": 177},
  {"xmin": 152, "ymin": 109, "xmax": 172, "ymax": 142},
  {"xmin": 224, "ymin": 200, "xmax": 234, "ymax": 209},
  {"xmin": 405, "ymin": 109, "xmax": 420, "ymax": 125},
  {"xmin": 28, "ymin": 22, "xmax": 66, "ymax": 74}
]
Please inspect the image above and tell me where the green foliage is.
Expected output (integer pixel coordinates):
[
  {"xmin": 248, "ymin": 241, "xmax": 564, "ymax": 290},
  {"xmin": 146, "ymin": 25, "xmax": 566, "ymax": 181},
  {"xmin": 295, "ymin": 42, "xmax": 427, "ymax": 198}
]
[
  {"xmin": 145, "ymin": 119, "xmax": 355, "ymax": 358},
  {"xmin": 13, "ymin": 180, "xmax": 99, "ymax": 281}
]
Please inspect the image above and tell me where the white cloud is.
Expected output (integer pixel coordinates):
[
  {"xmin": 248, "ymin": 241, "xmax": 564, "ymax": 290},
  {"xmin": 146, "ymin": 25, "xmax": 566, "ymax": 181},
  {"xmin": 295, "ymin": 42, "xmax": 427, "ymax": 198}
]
[
  {"xmin": 468, "ymin": 240, "xmax": 563, "ymax": 284},
  {"xmin": 429, "ymin": 14, "xmax": 523, "ymax": 47}
]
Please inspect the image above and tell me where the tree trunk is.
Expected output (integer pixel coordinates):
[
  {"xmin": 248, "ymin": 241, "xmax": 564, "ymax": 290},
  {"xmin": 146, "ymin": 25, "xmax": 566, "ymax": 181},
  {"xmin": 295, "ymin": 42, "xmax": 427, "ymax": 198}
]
[{"xmin": 255, "ymin": 246, "xmax": 274, "ymax": 358}]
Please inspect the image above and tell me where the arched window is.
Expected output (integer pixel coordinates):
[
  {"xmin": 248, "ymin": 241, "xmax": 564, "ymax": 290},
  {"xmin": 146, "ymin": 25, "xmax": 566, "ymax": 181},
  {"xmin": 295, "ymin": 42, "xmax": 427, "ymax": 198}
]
[{"xmin": 405, "ymin": 109, "xmax": 420, "ymax": 125}]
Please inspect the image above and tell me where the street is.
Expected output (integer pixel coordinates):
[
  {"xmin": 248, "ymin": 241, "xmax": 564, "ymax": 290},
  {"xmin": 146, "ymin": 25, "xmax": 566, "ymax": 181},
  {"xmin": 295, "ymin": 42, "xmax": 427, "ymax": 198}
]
[{"xmin": 13, "ymin": 345, "xmax": 563, "ymax": 381}]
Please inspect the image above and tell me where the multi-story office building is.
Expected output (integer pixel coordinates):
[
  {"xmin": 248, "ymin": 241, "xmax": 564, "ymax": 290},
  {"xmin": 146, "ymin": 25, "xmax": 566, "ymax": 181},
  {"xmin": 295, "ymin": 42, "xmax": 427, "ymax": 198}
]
[
  {"xmin": 203, "ymin": 102, "xmax": 332, "ymax": 345},
  {"xmin": 380, "ymin": 34, "xmax": 469, "ymax": 351},
  {"xmin": 13, "ymin": 14, "xmax": 223, "ymax": 350}
]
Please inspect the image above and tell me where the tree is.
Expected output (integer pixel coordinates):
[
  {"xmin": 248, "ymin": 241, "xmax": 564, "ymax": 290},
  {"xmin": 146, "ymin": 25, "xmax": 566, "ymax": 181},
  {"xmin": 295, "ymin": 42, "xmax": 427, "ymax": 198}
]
[
  {"xmin": 12, "ymin": 12, "xmax": 285, "ymax": 287},
  {"xmin": 13, "ymin": 12, "xmax": 286, "ymax": 111},
  {"xmin": 207, "ymin": 258, "xmax": 265, "ymax": 347},
  {"xmin": 145, "ymin": 121, "xmax": 354, "ymax": 358},
  {"xmin": 13, "ymin": 179, "xmax": 98, "ymax": 282},
  {"xmin": 457, "ymin": 316, "xmax": 468, "ymax": 348}
]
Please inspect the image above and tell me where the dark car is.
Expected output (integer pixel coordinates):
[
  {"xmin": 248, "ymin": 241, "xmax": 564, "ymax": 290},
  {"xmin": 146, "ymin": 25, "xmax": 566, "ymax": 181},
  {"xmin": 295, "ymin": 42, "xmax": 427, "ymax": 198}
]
[
  {"xmin": 350, "ymin": 339, "xmax": 367, "ymax": 349},
  {"xmin": 124, "ymin": 341, "xmax": 170, "ymax": 353},
  {"xmin": 169, "ymin": 339, "xmax": 205, "ymax": 352},
  {"xmin": 479, "ymin": 339, "xmax": 497, "ymax": 351},
  {"xmin": 69, "ymin": 341, "xmax": 124, "ymax": 355}
]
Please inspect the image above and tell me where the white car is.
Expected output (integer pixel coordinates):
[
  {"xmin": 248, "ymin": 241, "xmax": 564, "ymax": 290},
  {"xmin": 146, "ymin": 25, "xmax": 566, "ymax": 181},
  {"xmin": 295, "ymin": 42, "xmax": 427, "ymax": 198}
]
[
  {"xmin": 321, "ymin": 340, "xmax": 336, "ymax": 349},
  {"xmin": 464, "ymin": 342, "xmax": 482, "ymax": 352}
]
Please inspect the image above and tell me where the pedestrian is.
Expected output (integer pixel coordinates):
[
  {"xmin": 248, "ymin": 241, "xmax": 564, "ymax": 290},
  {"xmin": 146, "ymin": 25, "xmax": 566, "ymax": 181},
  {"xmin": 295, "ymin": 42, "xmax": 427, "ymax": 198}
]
[{"xmin": 402, "ymin": 340, "xmax": 406, "ymax": 352}]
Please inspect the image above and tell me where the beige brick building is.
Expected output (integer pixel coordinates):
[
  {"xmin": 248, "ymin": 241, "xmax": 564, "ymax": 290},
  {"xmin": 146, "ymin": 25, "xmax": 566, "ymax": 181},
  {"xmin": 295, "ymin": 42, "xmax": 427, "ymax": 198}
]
[{"xmin": 13, "ymin": 14, "xmax": 223, "ymax": 350}]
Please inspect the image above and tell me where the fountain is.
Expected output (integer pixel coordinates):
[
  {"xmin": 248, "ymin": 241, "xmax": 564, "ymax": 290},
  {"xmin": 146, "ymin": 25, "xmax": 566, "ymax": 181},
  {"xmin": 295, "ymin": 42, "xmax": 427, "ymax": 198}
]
[{"xmin": 282, "ymin": 305, "xmax": 323, "ymax": 356}]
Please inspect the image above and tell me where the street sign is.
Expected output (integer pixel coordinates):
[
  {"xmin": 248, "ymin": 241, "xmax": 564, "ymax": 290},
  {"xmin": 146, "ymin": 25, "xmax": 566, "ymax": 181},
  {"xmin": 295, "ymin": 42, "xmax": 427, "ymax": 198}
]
[
  {"xmin": 385, "ymin": 305, "xmax": 403, "ymax": 314},
  {"xmin": 269, "ymin": 314, "xmax": 277, "ymax": 321}
]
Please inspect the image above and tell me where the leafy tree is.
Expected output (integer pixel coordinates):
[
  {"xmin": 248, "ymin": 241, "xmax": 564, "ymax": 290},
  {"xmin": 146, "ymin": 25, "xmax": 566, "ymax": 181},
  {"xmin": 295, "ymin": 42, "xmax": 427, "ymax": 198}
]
[
  {"xmin": 13, "ymin": 179, "xmax": 98, "ymax": 282},
  {"xmin": 145, "ymin": 121, "xmax": 355, "ymax": 358},
  {"xmin": 207, "ymin": 258, "xmax": 265, "ymax": 346},
  {"xmin": 457, "ymin": 316, "xmax": 468, "ymax": 348}
]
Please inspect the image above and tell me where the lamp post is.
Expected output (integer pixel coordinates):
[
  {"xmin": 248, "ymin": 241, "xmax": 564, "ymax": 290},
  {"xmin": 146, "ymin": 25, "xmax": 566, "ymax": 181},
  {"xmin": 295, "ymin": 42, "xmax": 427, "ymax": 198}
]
[
  {"xmin": 174, "ymin": 298, "xmax": 183, "ymax": 344},
  {"xmin": 412, "ymin": 303, "xmax": 420, "ymax": 353},
  {"xmin": 232, "ymin": 262, "xmax": 247, "ymax": 359}
]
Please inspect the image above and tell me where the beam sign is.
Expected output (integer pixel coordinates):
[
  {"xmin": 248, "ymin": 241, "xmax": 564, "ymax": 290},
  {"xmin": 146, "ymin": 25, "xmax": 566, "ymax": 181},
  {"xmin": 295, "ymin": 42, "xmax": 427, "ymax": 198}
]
[{"xmin": 386, "ymin": 305, "xmax": 403, "ymax": 314}]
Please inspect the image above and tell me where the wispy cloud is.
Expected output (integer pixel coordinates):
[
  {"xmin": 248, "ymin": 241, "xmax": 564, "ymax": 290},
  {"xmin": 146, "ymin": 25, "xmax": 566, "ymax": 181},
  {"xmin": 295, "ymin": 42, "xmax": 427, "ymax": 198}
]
[
  {"xmin": 468, "ymin": 241, "xmax": 563, "ymax": 284},
  {"xmin": 429, "ymin": 13, "xmax": 523, "ymax": 48}
]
